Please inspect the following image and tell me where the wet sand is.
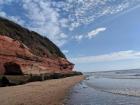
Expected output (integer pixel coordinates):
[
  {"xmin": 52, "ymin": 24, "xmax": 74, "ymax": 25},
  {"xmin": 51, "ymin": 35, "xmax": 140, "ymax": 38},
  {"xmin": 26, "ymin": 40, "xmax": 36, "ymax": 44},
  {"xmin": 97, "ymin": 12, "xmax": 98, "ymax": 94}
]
[{"xmin": 0, "ymin": 75, "xmax": 84, "ymax": 105}]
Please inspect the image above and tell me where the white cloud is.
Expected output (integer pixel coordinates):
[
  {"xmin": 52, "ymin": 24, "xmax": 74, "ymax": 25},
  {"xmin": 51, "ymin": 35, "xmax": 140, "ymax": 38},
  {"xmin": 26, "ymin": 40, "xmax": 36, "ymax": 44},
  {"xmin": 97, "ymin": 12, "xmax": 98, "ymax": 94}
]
[
  {"xmin": 51, "ymin": 0, "xmax": 139, "ymax": 31},
  {"xmin": 73, "ymin": 27, "xmax": 106, "ymax": 41},
  {"xmin": 62, "ymin": 50, "xmax": 69, "ymax": 54},
  {"xmin": 59, "ymin": 18, "xmax": 69, "ymax": 28},
  {"xmin": 0, "ymin": 0, "xmax": 23, "ymax": 25},
  {"xmin": 0, "ymin": 11, "xmax": 6, "ymax": 17},
  {"xmin": 21, "ymin": 0, "xmax": 67, "ymax": 46},
  {"xmin": 0, "ymin": 11, "xmax": 25, "ymax": 25},
  {"xmin": 8, "ymin": 16, "xmax": 25, "ymax": 25},
  {"xmin": 87, "ymin": 27, "xmax": 106, "ymax": 39},
  {"xmin": 0, "ymin": 0, "xmax": 13, "ymax": 4},
  {"xmin": 0, "ymin": 0, "xmax": 68, "ymax": 46},
  {"xmin": 70, "ymin": 50, "xmax": 140, "ymax": 64},
  {"xmin": 0, "ymin": 0, "xmax": 140, "ymax": 46},
  {"xmin": 74, "ymin": 35, "xmax": 84, "ymax": 41}
]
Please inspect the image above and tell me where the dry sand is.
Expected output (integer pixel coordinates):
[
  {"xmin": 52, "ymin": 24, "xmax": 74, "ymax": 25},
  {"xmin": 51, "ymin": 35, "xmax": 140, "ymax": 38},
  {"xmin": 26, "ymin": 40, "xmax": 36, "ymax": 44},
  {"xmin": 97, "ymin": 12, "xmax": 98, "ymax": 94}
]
[{"xmin": 0, "ymin": 75, "xmax": 84, "ymax": 105}]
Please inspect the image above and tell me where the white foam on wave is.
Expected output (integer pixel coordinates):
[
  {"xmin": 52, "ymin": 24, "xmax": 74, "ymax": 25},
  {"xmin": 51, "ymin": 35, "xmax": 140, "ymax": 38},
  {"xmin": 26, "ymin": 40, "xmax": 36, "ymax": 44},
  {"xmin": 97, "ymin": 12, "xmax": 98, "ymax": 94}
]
[{"xmin": 86, "ymin": 72, "xmax": 140, "ymax": 97}]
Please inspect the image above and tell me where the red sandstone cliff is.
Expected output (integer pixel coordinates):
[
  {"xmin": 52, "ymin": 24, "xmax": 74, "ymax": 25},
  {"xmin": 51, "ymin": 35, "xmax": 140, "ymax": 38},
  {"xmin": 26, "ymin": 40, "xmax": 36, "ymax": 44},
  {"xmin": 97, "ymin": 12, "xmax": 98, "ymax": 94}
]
[{"xmin": 0, "ymin": 35, "xmax": 74, "ymax": 75}]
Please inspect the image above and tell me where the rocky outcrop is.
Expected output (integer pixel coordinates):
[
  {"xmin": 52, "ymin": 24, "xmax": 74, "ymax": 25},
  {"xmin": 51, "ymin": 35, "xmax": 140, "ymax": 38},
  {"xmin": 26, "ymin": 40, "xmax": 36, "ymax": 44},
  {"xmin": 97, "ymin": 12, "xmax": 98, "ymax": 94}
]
[
  {"xmin": 0, "ymin": 17, "xmax": 74, "ymax": 75},
  {"xmin": 0, "ymin": 35, "xmax": 73, "ymax": 75}
]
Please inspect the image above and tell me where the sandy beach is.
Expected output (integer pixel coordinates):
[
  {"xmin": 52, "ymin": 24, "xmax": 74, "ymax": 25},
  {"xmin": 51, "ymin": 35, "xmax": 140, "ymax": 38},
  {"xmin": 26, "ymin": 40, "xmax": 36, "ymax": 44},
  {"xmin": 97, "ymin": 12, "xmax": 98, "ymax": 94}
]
[{"xmin": 0, "ymin": 75, "xmax": 84, "ymax": 105}]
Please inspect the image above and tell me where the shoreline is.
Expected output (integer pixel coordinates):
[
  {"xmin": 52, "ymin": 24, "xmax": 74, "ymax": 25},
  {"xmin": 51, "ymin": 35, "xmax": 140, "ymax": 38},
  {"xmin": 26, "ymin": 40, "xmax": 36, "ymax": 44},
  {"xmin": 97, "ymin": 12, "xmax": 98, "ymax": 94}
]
[
  {"xmin": 0, "ymin": 75, "xmax": 84, "ymax": 105},
  {"xmin": 66, "ymin": 74, "xmax": 140, "ymax": 105}
]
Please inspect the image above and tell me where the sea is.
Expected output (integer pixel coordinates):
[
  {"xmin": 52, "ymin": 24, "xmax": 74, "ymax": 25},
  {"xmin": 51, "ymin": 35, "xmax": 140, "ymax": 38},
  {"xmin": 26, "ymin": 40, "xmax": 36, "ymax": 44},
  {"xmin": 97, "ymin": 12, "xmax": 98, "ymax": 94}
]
[{"xmin": 65, "ymin": 69, "xmax": 140, "ymax": 105}]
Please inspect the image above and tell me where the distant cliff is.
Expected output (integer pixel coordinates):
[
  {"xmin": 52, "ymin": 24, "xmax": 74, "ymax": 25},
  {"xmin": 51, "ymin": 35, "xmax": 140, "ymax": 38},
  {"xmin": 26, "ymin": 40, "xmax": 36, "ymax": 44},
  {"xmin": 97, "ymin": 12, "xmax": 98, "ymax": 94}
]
[{"xmin": 0, "ymin": 17, "xmax": 74, "ymax": 75}]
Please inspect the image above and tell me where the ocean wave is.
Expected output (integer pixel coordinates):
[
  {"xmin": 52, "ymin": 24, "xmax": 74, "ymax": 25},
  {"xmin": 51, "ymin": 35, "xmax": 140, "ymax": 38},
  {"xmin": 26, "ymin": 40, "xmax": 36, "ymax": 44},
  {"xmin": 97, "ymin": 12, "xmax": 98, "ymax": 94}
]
[
  {"xmin": 108, "ymin": 89, "xmax": 140, "ymax": 97},
  {"xmin": 85, "ymin": 79, "xmax": 140, "ymax": 97}
]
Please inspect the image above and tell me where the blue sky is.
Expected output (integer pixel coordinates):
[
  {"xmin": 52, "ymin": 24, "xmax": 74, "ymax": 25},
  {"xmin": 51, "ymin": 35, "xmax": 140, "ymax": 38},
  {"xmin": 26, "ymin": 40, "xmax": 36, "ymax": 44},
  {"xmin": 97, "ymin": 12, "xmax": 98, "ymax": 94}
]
[{"xmin": 0, "ymin": 0, "xmax": 140, "ymax": 72}]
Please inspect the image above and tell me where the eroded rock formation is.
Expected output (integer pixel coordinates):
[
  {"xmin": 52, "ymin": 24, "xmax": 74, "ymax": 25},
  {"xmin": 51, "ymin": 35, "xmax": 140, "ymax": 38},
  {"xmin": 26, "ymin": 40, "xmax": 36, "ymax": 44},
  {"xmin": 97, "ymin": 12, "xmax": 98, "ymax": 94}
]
[{"xmin": 0, "ymin": 35, "xmax": 74, "ymax": 75}]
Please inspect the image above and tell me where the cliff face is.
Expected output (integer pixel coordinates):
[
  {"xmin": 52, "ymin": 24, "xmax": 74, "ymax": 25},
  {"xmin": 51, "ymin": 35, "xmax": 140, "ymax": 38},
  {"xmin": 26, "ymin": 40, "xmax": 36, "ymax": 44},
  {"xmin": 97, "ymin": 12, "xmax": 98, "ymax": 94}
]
[
  {"xmin": 0, "ymin": 17, "xmax": 65, "ymax": 58},
  {"xmin": 0, "ymin": 17, "xmax": 74, "ymax": 75}
]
